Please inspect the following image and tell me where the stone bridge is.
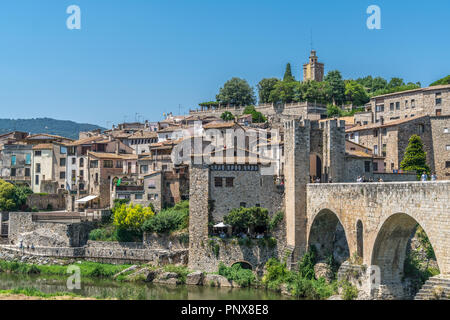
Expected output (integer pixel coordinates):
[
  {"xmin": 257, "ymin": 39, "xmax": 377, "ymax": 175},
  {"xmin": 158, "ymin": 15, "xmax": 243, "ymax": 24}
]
[{"xmin": 304, "ymin": 181, "xmax": 450, "ymax": 298}]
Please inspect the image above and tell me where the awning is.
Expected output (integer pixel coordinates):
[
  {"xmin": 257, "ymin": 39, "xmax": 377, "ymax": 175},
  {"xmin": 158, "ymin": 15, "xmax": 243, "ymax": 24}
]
[
  {"xmin": 76, "ymin": 195, "xmax": 99, "ymax": 203},
  {"xmin": 213, "ymin": 222, "xmax": 230, "ymax": 228}
]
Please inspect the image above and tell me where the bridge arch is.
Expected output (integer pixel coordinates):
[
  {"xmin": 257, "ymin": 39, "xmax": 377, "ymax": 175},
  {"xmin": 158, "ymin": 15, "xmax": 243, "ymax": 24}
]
[
  {"xmin": 371, "ymin": 212, "xmax": 440, "ymax": 298},
  {"xmin": 231, "ymin": 261, "xmax": 253, "ymax": 270},
  {"xmin": 308, "ymin": 209, "xmax": 350, "ymax": 265}
]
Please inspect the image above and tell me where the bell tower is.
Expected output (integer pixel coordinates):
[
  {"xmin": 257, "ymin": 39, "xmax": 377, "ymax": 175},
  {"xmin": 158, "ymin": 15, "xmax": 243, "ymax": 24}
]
[{"xmin": 302, "ymin": 50, "xmax": 324, "ymax": 82}]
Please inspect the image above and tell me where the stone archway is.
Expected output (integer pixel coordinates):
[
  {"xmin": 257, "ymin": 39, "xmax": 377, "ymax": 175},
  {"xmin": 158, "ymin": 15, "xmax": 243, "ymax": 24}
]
[
  {"xmin": 231, "ymin": 261, "xmax": 253, "ymax": 270},
  {"xmin": 308, "ymin": 209, "xmax": 350, "ymax": 266},
  {"xmin": 309, "ymin": 153, "xmax": 323, "ymax": 182},
  {"xmin": 371, "ymin": 213, "xmax": 440, "ymax": 299}
]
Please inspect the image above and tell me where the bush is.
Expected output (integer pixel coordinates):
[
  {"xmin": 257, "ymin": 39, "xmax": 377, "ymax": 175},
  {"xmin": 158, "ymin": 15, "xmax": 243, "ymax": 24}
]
[
  {"xmin": 142, "ymin": 201, "xmax": 189, "ymax": 234},
  {"xmin": 218, "ymin": 262, "xmax": 256, "ymax": 287},
  {"xmin": 268, "ymin": 211, "xmax": 284, "ymax": 231},
  {"xmin": 342, "ymin": 281, "xmax": 359, "ymax": 300},
  {"xmin": 113, "ymin": 204, "xmax": 154, "ymax": 231}
]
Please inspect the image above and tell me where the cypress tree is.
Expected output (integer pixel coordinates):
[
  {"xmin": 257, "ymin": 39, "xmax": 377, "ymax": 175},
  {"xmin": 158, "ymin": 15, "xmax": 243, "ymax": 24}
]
[
  {"xmin": 283, "ymin": 63, "xmax": 295, "ymax": 82},
  {"xmin": 400, "ymin": 135, "xmax": 431, "ymax": 179}
]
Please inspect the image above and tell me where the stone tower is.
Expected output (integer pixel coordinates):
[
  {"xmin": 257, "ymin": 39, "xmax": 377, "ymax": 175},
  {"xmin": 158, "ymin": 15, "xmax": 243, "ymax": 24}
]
[
  {"xmin": 303, "ymin": 50, "xmax": 324, "ymax": 82},
  {"xmin": 283, "ymin": 119, "xmax": 311, "ymax": 261}
]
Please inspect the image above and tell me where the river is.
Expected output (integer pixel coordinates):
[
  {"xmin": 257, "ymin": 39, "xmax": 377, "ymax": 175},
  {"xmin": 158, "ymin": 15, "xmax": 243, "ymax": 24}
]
[{"xmin": 0, "ymin": 273, "xmax": 292, "ymax": 300}]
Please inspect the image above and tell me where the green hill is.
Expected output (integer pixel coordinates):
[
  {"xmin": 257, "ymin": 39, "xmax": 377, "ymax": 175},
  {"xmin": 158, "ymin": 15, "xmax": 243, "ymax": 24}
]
[{"xmin": 0, "ymin": 118, "xmax": 105, "ymax": 140}]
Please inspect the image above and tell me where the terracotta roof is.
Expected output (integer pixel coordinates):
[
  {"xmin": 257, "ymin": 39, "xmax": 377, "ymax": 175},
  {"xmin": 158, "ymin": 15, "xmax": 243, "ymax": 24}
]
[
  {"xmin": 88, "ymin": 151, "xmax": 137, "ymax": 160},
  {"xmin": 158, "ymin": 126, "xmax": 182, "ymax": 133},
  {"xmin": 26, "ymin": 133, "xmax": 73, "ymax": 141},
  {"xmin": 32, "ymin": 144, "xmax": 53, "ymax": 150},
  {"xmin": 128, "ymin": 131, "xmax": 158, "ymax": 139},
  {"xmin": 203, "ymin": 121, "xmax": 241, "ymax": 129},
  {"xmin": 68, "ymin": 136, "xmax": 106, "ymax": 146},
  {"xmin": 345, "ymin": 115, "xmax": 426, "ymax": 133}
]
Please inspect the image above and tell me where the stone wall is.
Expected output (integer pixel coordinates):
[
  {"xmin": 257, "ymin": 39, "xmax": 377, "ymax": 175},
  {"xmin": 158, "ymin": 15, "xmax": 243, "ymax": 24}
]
[
  {"xmin": 26, "ymin": 192, "xmax": 67, "ymax": 211},
  {"xmin": 8, "ymin": 212, "xmax": 94, "ymax": 247}
]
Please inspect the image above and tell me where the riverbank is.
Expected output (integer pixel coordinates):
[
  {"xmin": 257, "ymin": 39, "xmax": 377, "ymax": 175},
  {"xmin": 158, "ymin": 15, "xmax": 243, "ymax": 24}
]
[{"xmin": 0, "ymin": 288, "xmax": 96, "ymax": 300}]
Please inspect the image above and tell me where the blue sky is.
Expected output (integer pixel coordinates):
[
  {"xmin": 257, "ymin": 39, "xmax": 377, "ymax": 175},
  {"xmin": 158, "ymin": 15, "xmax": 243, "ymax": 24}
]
[{"xmin": 0, "ymin": 0, "xmax": 449, "ymax": 127}]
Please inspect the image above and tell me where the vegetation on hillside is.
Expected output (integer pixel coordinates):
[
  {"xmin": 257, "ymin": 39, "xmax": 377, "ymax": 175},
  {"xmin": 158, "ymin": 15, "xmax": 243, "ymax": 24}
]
[
  {"xmin": 142, "ymin": 200, "xmax": 189, "ymax": 234},
  {"xmin": 0, "ymin": 117, "xmax": 104, "ymax": 140},
  {"xmin": 430, "ymin": 75, "xmax": 450, "ymax": 86}
]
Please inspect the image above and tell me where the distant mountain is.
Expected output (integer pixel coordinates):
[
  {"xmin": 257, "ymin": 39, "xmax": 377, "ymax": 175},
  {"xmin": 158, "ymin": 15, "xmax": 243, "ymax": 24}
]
[{"xmin": 0, "ymin": 118, "xmax": 106, "ymax": 140}]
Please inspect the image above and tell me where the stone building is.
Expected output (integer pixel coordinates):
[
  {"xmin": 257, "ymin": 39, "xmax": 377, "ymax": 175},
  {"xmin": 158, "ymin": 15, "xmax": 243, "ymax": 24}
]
[
  {"xmin": 0, "ymin": 144, "xmax": 33, "ymax": 185},
  {"xmin": 345, "ymin": 115, "xmax": 440, "ymax": 175},
  {"xmin": 367, "ymin": 84, "xmax": 450, "ymax": 124},
  {"xmin": 31, "ymin": 143, "xmax": 68, "ymax": 193},
  {"xmin": 303, "ymin": 50, "xmax": 324, "ymax": 82},
  {"xmin": 430, "ymin": 115, "xmax": 450, "ymax": 179}
]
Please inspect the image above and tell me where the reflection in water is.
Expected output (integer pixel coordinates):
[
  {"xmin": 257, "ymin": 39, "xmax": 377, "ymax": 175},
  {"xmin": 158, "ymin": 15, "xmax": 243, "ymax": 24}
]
[{"xmin": 0, "ymin": 274, "xmax": 292, "ymax": 300}]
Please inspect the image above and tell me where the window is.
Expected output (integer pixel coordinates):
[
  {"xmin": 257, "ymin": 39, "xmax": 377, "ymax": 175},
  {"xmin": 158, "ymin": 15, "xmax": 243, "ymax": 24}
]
[
  {"xmin": 226, "ymin": 177, "xmax": 234, "ymax": 187},
  {"xmin": 214, "ymin": 177, "xmax": 223, "ymax": 187},
  {"xmin": 374, "ymin": 145, "xmax": 378, "ymax": 155},
  {"xmin": 60, "ymin": 146, "xmax": 67, "ymax": 154},
  {"xmin": 25, "ymin": 154, "xmax": 31, "ymax": 165},
  {"xmin": 436, "ymin": 109, "xmax": 442, "ymax": 116},
  {"xmin": 25, "ymin": 168, "xmax": 30, "ymax": 177},
  {"xmin": 135, "ymin": 194, "xmax": 143, "ymax": 200},
  {"xmin": 35, "ymin": 175, "xmax": 39, "ymax": 185},
  {"xmin": 446, "ymin": 161, "xmax": 450, "ymax": 168},
  {"xmin": 104, "ymin": 160, "xmax": 113, "ymax": 168},
  {"xmin": 382, "ymin": 144, "xmax": 387, "ymax": 157},
  {"xmin": 405, "ymin": 100, "xmax": 408, "ymax": 109},
  {"xmin": 446, "ymin": 146, "xmax": 450, "ymax": 151},
  {"xmin": 373, "ymin": 162, "xmax": 378, "ymax": 172},
  {"xmin": 11, "ymin": 155, "xmax": 16, "ymax": 166},
  {"xmin": 390, "ymin": 103, "xmax": 394, "ymax": 111},
  {"xmin": 34, "ymin": 150, "xmax": 41, "ymax": 157},
  {"xmin": 445, "ymin": 128, "xmax": 449, "ymax": 134},
  {"xmin": 436, "ymin": 98, "xmax": 442, "ymax": 105},
  {"xmin": 382, "ymin": 128, "xmax": 387, "ymax": 136},
  {"xmin": 364, "ymin": 161, "xmax": 371, "ymax": 173},
  {"xmin": 36, "ymin": 163, "xmax": 41, "ymax": 173},
  {"xmin": 418, "ymin": 124, "xmax": 425, "ymax": 134},
  {"xmin": 90, "ymin": 160, "xmax": 98, "ymax": 168},
  {"xmin": 396, "ymin": 102, "xmax": 400, "ymax": 110},
  {"xmin": 11, "ymin": 168, "xmax": 16, "ymax": 177},
  {"xmin": 60, "ymin": 171, "xmax": 66, "ymax": 179},
  {"xmin": 95, "ymin": 173, "xmax": 99, "ymax": 183},
  {"xmin": 411, "ymin": 99, "xmax": 416, "ymax": 108},
  {"xmin": 373, "ymin": 130, "xmax": 378, "ymax": 137},
  {"xmin": 140, "ymin": 165, "xmax": 148, "ymax": 174},
  {"xmin": 116, "ymin": 160, "xmax": 123, "ymax": 168},
  {"xmin": 79, "ymin": 170, "xmax": 84, "ymax": 177},
  {"xmin": 148, "ymin": 180, "xmax": 156, "ymax": 189},
  {"xmin": 79, "ymin": 158, "xmax": 84, "ymax": 167},
  {"xmin": 60, "ymin": 158, "xmax": 66, "ymax": 166},
  {"xmin": 72, "ymin": 158, "xmax": 76, "ymax": 165}
]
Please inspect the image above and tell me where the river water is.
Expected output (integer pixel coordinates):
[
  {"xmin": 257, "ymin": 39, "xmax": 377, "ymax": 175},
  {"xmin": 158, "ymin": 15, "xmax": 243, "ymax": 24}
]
[{"xmin": 0, "ymin": 274, "xmax": 292, "ymax": 300}]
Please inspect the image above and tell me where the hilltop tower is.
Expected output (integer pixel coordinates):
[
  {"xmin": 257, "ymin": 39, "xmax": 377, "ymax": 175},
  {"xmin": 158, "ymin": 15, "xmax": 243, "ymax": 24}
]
[{"xmin": 303, "ymin": 50, "xmax": 324, "ymax": 82}]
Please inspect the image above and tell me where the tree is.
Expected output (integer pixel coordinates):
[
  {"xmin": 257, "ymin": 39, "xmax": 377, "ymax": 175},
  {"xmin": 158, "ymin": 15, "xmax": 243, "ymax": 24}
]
[
  {"xmin": 388, "ymin": 77, "xmax": 405, "ymax": 89},
  {"xmin": 400, "ymin": 135, "xmax": 431, "ymax": 179},
  {"xmin": 224, "ymin": 207, "xmax": 269, "ymax": 234},
  {"xmin": 283, "ymin": 63, "xmax": 295, "ymax": 82},
  {"xmin": 113, "ymin": 203, "xmax": 154, "ymax": 231},
  {"xmin": 324, "ymin": 70, "xmax": 346, "ymax": 105},
  {"xmin": 243, "ymin": 106, "xmax": 267, "ymax": 123},
  {"xmin": 0, "ymin": 180, "xmax": 17, "ymax": 211},
  {"xmin": 257, "ymin": 78, "xmax": 280, "ymax": 104},
  {"xmin": 326, "ymin": 104, "xmax": 342, "ymax": 118},
  {"xmin": 216, "ymin": 78, "xmax": 256, "ymax": 106},
  {"xmin": 220, "ymin": 111, "xmax": 234, "ymax": 121},
  {"xmin": 345, "ymin": 80, "xmax": 370, "ymax": 106},
  {"xmin": 430, "ymin": 75, "xmax": 450, "ymax": 86},
  {"xmin": 269, "ymin": 80, "xmax": 299, "ymax": 104}
]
